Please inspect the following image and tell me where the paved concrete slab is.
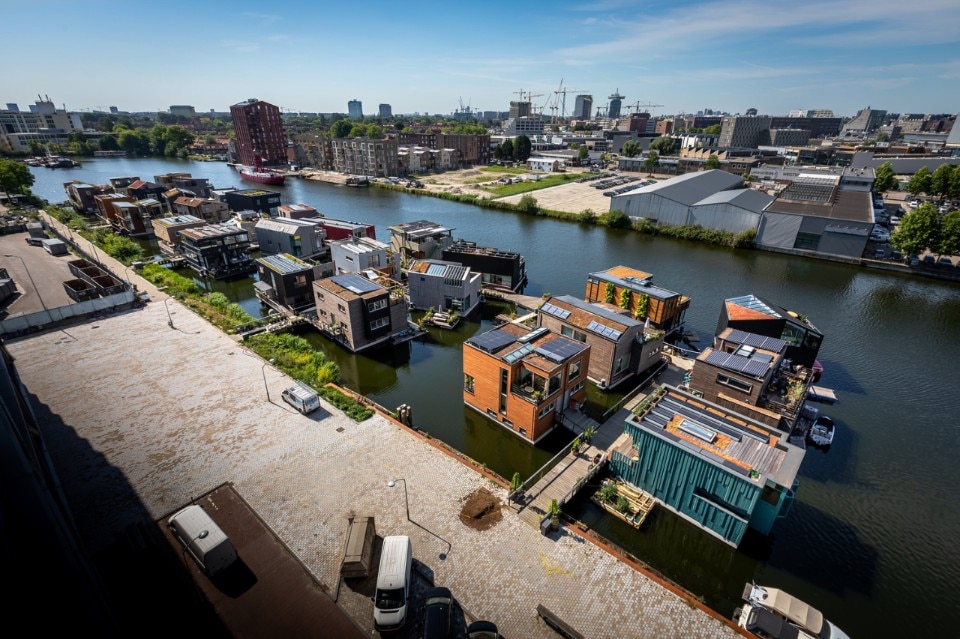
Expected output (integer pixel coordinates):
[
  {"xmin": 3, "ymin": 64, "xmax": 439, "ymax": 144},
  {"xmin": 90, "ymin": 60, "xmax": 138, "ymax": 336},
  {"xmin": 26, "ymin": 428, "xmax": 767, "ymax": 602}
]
[{"xmin": 8, "ymin": 300, "xmax": 740, "ymax": 639}]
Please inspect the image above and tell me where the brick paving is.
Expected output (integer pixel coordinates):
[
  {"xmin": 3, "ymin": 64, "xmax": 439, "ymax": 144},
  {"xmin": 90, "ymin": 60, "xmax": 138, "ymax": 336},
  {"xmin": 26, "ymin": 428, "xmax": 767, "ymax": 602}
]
[{"xmin": 8, "ymin": 300, "xmax": 740, "ymax": 639}]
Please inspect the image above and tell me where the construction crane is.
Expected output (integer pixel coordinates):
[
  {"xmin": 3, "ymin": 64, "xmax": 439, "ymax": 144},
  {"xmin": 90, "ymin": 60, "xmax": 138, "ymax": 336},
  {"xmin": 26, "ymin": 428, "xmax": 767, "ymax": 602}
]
[
  {"xmin": 626, "ymin": 101, "xmax": 664, "ymax": 115},
  {"xmin": 555, "ymin": 86, "xmax": 590, "ymax": 119},
  {"xmin": 527, "ymin": 93, "xmax": 545, "ymax": 116},
  {"xmin": 513, "ymin": 88, "xmax": 527, "ymax": 102}
]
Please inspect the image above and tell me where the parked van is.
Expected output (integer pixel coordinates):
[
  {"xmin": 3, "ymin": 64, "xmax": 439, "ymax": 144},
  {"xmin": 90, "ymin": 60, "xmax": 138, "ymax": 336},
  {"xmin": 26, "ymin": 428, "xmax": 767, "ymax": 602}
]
[
  {"xmin": 168, "ymin": 504, "xmax": 237, "ymax": 577},
  {"xmin": 281, "ymin": 381, "xmax": 320, "ymax": 414},
  {"xmin": 373, "ymin": 535, "xmax": 413, "ymax": 631},
  {"xmin": 341, "ymin": 515, "xmax": 376, "ymax": 578}
]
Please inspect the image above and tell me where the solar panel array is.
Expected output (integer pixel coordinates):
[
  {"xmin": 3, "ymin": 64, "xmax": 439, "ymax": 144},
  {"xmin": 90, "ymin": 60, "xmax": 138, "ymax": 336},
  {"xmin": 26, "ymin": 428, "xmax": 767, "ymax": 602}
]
[
  {"xmin": 467, "ymin": 329, "xmax": 517, "ymax": 354},
  {"xmin": 781, "ymin": 181, "xmax": 834, "ymax": 203},
  {"xmin": 332, "ymin": 273, "xmax": 380, "ymax": 295},
  {"xmin": 503, "ymin": 343, "xmax": 534, "ymax": 364},
  {"xmin": 540, "ymin": 302, "xmax": 571, "ymax": 320},
  {"xmin": 535, "ymin": 338, "xmax": 587, "ymax": 363},
  {"xmin": 703, "ymin": 350, "xmax": 769, "ymax": 378},
  {"xmin": 726, "ymin": 328, "xmax": 787, "ymax": 353},
  {"xmin": 586, "ymin": 320, "xmax": 623, "ymax": 340}
]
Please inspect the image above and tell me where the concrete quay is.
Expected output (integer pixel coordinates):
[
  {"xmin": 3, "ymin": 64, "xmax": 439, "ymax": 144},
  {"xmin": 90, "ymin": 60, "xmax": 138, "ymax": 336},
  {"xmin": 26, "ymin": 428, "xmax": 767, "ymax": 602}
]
[{"xmin": 8, "ymin": 300, "xmax": 740, "ymax": 639}]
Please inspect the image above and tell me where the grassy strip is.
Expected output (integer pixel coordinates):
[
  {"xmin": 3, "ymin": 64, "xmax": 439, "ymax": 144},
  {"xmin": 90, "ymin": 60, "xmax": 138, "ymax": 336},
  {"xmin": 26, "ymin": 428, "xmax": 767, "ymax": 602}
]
[
  {"xmin": 139, "ymin": 263, "xmax": 263, "ymax": 333},
  {"xmin": 46, "ymin": 205, "xmax": 145, "ymax": 262},
  {"xmin": 318, "ymin": 386, "xmax": 374, "ymax": 422},
  {"xmin": 482, "ymin": 173, "xmax": 586, "ymax": 197},
  {"xmin": 479, "ymin": 165, "xmax": 528, "ymax": 174}
]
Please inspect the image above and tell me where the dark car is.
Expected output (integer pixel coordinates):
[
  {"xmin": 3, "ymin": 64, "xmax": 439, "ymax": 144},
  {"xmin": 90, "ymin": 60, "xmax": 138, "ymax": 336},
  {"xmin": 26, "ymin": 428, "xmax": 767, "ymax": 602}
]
[
  {"xmin": 421, "ymin": 587, "xmax": 453, "ymax": 639},
  {"xmin": 466, "ymin": 620, "xmax": 500, "ymax": 638}
]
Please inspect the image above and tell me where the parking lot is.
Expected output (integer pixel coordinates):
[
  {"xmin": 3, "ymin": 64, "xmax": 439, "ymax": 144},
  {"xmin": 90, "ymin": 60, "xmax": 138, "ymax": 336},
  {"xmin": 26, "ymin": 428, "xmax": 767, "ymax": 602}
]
[{"xmin": 1, "ymin": 230, "xmax": 77, "ymax": 314}]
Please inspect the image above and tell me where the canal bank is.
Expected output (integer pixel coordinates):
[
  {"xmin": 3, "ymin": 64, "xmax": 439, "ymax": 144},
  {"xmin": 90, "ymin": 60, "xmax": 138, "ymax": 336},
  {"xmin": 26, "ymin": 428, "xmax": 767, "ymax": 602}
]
[{"xmin": 25, "ymin": 157, "xmax": 960, "ymax": 637}]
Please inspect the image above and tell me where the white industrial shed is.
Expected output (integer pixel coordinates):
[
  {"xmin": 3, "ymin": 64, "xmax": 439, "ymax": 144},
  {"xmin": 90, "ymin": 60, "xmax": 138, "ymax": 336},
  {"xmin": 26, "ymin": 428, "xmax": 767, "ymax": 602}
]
[
  {"xmin": 610, "ymin": 170, "xmax": 769, "ymax": 234},
  {"xmin": 689, "ymin": 188, "xmax": 774, "ymax": 233}
]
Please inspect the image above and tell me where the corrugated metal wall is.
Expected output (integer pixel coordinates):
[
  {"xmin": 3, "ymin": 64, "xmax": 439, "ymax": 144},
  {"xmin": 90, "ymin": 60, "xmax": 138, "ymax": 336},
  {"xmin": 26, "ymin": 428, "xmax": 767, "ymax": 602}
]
[
  {"xmin": 757, "ymin": 213, "xmax": 803, "ymax": 248},
  {"xmin": 688, "ymin": 204, "xmax": 759, "ymax": 234},
  {"xmin": 610, "ymin": 424, "xmax": 761, "ymax": 546}
]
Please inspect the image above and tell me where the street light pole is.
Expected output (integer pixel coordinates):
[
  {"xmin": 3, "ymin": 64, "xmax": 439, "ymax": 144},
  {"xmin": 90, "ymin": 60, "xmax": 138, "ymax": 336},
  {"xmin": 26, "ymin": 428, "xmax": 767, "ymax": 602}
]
[
  {"xmin": 162, "ymin": 298, "xmax": 174, "ymax": 328},
  {"xmin": 387, "ymin": 479, "xmax": 411, "ymax": 523},
  {"xmin": 388, "ymin": 478, "xmax": 450, "ymax": 560},
  {"xmin": 3, "ymin": 254, "xmax": 47, "ymax": 312},
  {"xmin": 261, "ymin": 358, "xmax": 275, "ymax": 402}
]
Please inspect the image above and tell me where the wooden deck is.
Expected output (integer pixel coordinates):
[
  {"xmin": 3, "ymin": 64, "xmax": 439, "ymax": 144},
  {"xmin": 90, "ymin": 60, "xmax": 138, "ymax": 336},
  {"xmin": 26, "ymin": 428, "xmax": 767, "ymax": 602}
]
[
  {"xmin": 807, "ymin": 385, "xmax": 838, "ymax": 403},
  {"xmin": 591, "ymin": 479, "xmax": 655, "ymax": 528}
]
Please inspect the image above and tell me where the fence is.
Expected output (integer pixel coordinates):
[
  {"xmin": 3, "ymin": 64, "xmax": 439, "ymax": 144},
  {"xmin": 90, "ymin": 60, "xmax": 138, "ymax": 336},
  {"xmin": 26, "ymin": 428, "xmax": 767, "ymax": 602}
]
[{"xmin": 1, "ymin": 289, "xmax": 137, "ymax": 338}]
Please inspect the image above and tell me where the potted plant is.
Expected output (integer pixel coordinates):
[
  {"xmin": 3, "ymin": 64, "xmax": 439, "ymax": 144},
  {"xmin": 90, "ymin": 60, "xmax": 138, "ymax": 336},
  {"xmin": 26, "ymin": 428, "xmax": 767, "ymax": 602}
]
[
  {"xmin": 549, "ymin": 499, "xmax": 561, "ymax": 530},
  {"xmin": 571, "ymin": 436, "xmax": 582, "ymax": 456},
  {"xmin": 582, "ymin": 426, "xmax": 596, "ymax": 445}
]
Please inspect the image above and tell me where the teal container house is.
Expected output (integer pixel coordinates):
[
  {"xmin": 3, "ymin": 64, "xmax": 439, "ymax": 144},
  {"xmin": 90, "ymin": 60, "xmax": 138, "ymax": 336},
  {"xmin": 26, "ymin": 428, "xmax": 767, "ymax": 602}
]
[{"xmin": 609, "ymin": 386, "xmax": 805, "ymax": 547}]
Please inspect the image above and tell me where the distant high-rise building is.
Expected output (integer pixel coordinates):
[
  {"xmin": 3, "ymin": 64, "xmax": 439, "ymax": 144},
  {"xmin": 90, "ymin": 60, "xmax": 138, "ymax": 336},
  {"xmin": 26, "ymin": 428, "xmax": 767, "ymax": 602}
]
[
  {"xmin": 169, "ymin": 105, "xmax": 196, "ymax": 118},
  {"xmin": 608, "ymin": 90, "xmax": 625, "ymax": 119},
  {"xmin": 230, "ymin": 98, "xmax": 286, "ymax": 167},
  {"xmin": 509, "ymin": 101, "xmax": 532, "ymax": 118},
  {"xmin": 379, "ymin": 103, "xmax": 392, "ymax": 117},
  {"xmin": 574, "ymin": 95, "xmax": 593, "ymax": 120},
  {"xmin": 348, "ymin": 100, "xmax": 363, "ymax": 119},
  {"xmin": 718, "ymin": 115, "xmax": 772, "ymax": 148},
  {"xmin": 842, "ymin": 107, "xmax": 887, "ymax": 135}
]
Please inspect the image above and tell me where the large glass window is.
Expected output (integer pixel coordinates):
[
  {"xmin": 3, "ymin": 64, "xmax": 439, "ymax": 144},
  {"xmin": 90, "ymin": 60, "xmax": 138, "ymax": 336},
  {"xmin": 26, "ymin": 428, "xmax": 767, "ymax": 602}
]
[
  {"xmin": 569, "ymin": 359, "xmax": 582, "ymax": 380},
  {"xmin": 717, "ymin": 373, "xmax": 753, "ymax": 393},
  {"xmin": 561, "ymin": 325, "xmax": 587, "ymax": 342},
  {"xmin": 464, "ymin": 374, "xmax": 474, "ymax": 393}
]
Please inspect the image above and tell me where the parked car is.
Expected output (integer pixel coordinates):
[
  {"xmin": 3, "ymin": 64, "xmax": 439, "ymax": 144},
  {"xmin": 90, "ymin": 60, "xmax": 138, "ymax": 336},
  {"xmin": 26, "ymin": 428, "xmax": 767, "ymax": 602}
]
[
  {"xmin": 922, "ymin": 255, "xmax": 936, "ymax": 265},
  {"xmin": 938, "ymin": 256, "xmax": 953, "ymax": 267},
  {"xmin": 466, "ymin": 620, "xmax": 501, "ymax": 638},
  {"xmin": 421, "ymin": 587, "xmax": 454, "ymax": 639},
  {"xmin": 872, "ymin": 248, "xmax": 885, "ymax": 259},
  {"xmin": 908, "ymin": 256, "xmax": 920, "ymax": 266},
  {"xmin": 909, "ymin": 199, "xmax": 920, "ymax": 207},
  {"xmin": 890, "ymin": 216, "xmax": 901, "ymax": 226}
]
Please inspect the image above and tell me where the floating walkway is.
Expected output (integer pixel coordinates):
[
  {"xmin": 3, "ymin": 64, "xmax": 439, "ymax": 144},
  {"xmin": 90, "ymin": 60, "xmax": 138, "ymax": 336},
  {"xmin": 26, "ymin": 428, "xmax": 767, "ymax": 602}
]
[
  {"xmin": 591, "ymin": 479, "xmax": 655, "ymax": 529},
  {"xmin": 806, "ymin": 385, "xmax": 838, "ymax": 403}
]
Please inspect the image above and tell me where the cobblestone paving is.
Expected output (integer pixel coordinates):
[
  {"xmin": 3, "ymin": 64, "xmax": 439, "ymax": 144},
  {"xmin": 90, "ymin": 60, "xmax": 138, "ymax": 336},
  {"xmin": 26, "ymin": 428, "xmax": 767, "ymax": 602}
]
[{"xmin": 9, "ymin": 301, "xmax": 739, "ymax": 639}]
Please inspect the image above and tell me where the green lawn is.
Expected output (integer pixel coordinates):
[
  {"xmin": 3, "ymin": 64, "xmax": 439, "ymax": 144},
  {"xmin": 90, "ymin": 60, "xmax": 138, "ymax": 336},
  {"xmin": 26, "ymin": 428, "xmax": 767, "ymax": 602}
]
[
  {"xmin": 480, "ymin": 165, "xmax": 529, "ymax": 175},
  {"xmin": 484, "ymin": 172, "xmax": 586, "ymax": 198}
]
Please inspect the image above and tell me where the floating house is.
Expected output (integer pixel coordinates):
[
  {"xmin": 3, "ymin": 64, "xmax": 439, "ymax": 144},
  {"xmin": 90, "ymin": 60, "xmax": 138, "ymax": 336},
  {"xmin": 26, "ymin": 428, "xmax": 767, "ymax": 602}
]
[
  {"xmin": 718, "ymin": 294, "xmax": 823, "ymax": 368},
  {"xmin": 441, "ymin": 240, "xmax": 527, "ymax": 293},
  {"xmin": 178, "ymin": 224, "xmax": 255, "ymax": 279},
  {"xmin": 610, "ymin": 386, "xmax": 804, "ymax": 547},
  {"xmin": 313, "ymin": 274, "xmax": 409, "ymax": 353},
  {"xmin": 407, "ymin": 259, "xmax": 482, "ymax": 317},
  {"xmin": 463, "ymin": 325, "xmax": 589, "ymax": 444},
  {"xmin": 584, "ymin": 266, "xmax": 690, "ymax": 333}
]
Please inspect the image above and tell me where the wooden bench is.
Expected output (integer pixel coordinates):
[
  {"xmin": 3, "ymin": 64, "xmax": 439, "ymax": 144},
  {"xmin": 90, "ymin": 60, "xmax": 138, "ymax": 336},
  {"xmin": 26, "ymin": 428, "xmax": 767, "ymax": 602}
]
[{"xmin": 536, "ymin": 604, "xmax": 584, "ymax": 639}]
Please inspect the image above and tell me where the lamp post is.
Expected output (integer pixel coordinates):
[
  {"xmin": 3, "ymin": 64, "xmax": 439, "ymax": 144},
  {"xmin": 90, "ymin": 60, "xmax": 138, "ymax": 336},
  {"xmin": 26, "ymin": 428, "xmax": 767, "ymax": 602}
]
[
  {"xmin": 387, "ymin": 478, "xmax": 450, "ymax": 560},
  {"xmin": 3, "ymin": 254, "xmax": 47, "ymax": 312},
  {"xmin": 162, "ymin": 298, "xmax": 174, "ymax": 328},
  {"xmin": 261, "ymin": 358, "xmax": 275, "ymax": 403}
]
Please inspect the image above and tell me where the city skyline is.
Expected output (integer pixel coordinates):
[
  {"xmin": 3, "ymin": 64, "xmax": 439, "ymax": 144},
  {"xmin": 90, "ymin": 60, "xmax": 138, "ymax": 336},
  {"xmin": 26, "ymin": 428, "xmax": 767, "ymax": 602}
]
[{"xmin": 5, "ymin": 0, "xmax": 959, "ymax": 118}]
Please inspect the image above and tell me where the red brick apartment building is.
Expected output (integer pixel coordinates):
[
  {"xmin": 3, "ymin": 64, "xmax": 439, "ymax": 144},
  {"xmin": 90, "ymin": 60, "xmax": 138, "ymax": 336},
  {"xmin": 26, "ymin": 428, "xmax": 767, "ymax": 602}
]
[{"xmin": 463, "ymin": 324, "xmax": 590, "ymax": 444}]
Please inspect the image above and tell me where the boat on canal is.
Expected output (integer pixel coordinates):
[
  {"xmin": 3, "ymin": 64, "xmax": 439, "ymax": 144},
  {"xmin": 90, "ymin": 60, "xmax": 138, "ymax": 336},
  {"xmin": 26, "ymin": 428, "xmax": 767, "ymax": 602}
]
[
  {"xmin": 807, "ymin": 415, "xmax": 835, "ymax": 447},
  {"xmin": 734, "ymin": 583, "xmax": 850, "ymax": 639},
  {"xmin": 237, "ymin": 154, "xmax": 285, "ymax": 185}
]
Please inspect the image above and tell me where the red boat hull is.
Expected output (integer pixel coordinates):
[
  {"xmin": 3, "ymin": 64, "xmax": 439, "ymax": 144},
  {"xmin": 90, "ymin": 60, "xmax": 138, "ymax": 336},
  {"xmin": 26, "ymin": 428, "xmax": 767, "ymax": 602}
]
[{"xmin": 238, "ymin": 168, "xmax": 285, "ymax": 185}]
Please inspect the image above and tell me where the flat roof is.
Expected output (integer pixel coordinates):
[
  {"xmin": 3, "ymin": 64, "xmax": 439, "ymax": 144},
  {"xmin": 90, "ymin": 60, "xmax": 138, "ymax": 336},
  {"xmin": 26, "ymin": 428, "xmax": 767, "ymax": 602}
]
[
  {"xmin": 389, "ymin": 219, "xmax": 453, "ymax": 238},
  {"xmin": 179, "ymin": 224, "xmax": 248, "ymax": 240},
  {"xmin": 467, "ymin": 324, "xmax": 588, "ymax": 372},
  {"xmin": 631, "ymin": 388, "xmax": 803, "ymax": 486},
  {"xmin": 588, "ymin": 266, "xmax": 682, "ymax": 301},
  {"xmin": 257, "ymin": 253, "xmax": 311, "ymax": 274},
  {"xmin": 154, "ymin": 214, "xmax": 203, "ymax": 227},
  {"xmin": 767, "ymin": 188, "xmax": 872, "ymax": 222},
  {"xmin": 545, "ymin": 295, "xmax": 642, "ymax": 336}
]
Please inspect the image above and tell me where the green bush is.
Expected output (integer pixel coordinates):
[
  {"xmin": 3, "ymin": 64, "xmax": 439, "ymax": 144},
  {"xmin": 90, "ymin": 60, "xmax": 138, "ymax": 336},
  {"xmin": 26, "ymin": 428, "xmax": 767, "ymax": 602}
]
[
  {"xmin": 318, "ymin": 386, "xmax": 374, "ymax": 422},
  {"xmin": 599, "ymin": 209, "xmax": 631, "ymax": 229},
  {"xmin": 140, "ymin": 264, "xmax": 200, "ymax": 297},
  {"xmin": 99, "ymin": 234, "xmax": 144, "ymax": 263},
  {"xmin": 247, "ymin": 332, "xmax": 340, "ymax": 389}
]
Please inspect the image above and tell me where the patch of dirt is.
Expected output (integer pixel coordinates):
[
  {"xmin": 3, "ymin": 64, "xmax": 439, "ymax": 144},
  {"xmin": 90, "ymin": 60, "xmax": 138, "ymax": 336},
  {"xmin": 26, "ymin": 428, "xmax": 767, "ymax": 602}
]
[{"xmin": 459, "ymin": 487, "xmax": 503, "ymax": 531}]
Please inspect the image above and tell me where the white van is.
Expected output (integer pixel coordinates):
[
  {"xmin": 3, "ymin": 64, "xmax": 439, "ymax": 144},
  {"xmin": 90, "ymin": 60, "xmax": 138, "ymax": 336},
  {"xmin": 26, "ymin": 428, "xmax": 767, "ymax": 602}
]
[
  {"xmin": 373, "ymin": 535, "xmax": 413, "ymax": 631},
  {"xmin": 281, "ymin": 381, "xmax": 321, "ymax": 414},
  {"xmin": 168, "ymin": 504, "xmax": 237, "ymax": 577}
]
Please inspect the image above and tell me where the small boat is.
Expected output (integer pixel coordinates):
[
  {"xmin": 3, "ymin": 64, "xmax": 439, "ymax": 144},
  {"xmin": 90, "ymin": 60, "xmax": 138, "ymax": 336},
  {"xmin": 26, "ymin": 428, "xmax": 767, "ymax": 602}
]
[
  {"xmin": 808, "ymin": 415, "xmax": 835, "ymax": 447},
  {"xmin": 237, "ymin": 154, "xmax": 285, "ymax": 185},
  {"xmin": 734, "ymin": 583, "xmax": 850, "ymax": 639},
  {"xmin": 812, "ymin": 360, "xmax": 824, "ymax": 382}
]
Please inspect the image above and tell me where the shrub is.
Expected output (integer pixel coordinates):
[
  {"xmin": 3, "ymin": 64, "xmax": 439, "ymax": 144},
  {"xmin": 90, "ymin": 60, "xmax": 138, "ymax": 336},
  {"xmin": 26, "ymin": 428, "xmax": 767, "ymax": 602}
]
[
  {"xmin": 517, "ymin": 194, "xmax": 539, "ymax": 214},
  {"xmin": 576, "ymin": 209, "xmax": 597, "ymax": 224},
  {"xmin": 318, "ymin": 386, "xmax": 373, "ymax": 421},
  {"xmin": 140, "ymin": 263, "xmax": 200, "ymax": 297},
  {"xmin": 247, "ymin": 332, "xmax": 340, "ymax": 388},
  {"xmin": 599, "ymin": 209, "xmax": 631, "ymax": 229}
]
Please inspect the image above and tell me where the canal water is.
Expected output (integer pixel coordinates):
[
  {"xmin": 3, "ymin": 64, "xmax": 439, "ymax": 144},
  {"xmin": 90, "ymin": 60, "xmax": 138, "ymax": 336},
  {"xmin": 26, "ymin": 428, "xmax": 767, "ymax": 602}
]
[{"xmin": 32, "ymin": 158, "xmax": 960, "ymax": 636}]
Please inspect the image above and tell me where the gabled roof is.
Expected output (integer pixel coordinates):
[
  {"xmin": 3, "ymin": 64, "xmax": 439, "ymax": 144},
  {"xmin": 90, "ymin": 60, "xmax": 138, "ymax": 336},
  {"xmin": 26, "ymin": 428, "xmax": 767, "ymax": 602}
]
[
  {"xmin": 693, "ymin": 188, "xmax": 773, "ymax": 213},
  {"xmin": 612, "ymin": 169, "xmax": 743, "ymax": 206}
]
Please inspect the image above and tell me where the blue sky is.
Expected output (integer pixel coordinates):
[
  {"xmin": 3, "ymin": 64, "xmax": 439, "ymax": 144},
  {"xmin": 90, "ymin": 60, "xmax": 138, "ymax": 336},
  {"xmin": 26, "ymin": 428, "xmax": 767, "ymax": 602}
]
[{"xmin": 4, "ymin": 0, "xmax": 959, "ymax": 118}]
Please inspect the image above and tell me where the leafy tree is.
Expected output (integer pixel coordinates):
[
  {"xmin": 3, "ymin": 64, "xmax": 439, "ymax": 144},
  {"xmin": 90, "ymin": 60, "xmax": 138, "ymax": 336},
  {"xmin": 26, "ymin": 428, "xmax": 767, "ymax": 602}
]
[
  {"xmin": 0, "ymin": 158, "xmax": 35, "ymax": 197},
  {"xmin": 704, "ymin": 124, "xmax": 722, "ymax": 134},
  {"xmin": 643, "ymin": 151, "xmax": 660, "ymax": 170},
  {"xmin": 705, "ymin": 154, "xmax": 721, "ymax": 170},
  {"xmin": 891, "ymin": 203, "xmax": 940, "ymax": 256},
  {"xmin": 98, "ymin": 134, "xmax": 120, "ymax": 151},
  {"xmin": 517, "ymin": 194, "xmax": 538, "ymax": 214},
  {"xmin": 600, "ymin": 210, "xmax": 631, "ymax": 228},
  {"xmin": 500, "ymin": 138, "xmax": 514, "ymax": 161},
  {"xmin": 578, "ymin": 145, "xmax": 589, "ymax": 162},
  {"xmin": 493, "ymin": 145, "xmax": 503, "ymax": 161},
  {"xmin": 938, "ymin": 211, "xmax": 960, "ymax": 257},
  {"xmin": 348, "ymin": 123, "xmax": 368, "ymax": 138},
  {"xmin": 621, "ymin": 139, "xmax": 641, "ymax": 158},
  {"xmin": 951, "ymin": 166, "xmax": 960, "ymax": 199},
  {"xmin": 907, "ymin": 166, "xmax": 931, "ymax": 196},
  {"xmin": 514, "ymin": 135, "xmax": 532, "ymax": 162},
  {"xmin": 874, "ymin": 161, "xmax": 897, "ymax": 193},
  {"xmin": 649, "ymin": 136, "xmax": 675, "ymax": 155},
  {"xmin": 117, "ymin": 129, "xmax": 151, "ymax": 155},
  {"xmin": 330, "ymin": 120, "xmax": 352, "ymax": 138},
  {"xmin": 930, "ymin": 164, "xmax": 955, "ymax": 200},
  {"xmin": 27, "ymin": 140, "xmax": 45, "ymax": 156}
]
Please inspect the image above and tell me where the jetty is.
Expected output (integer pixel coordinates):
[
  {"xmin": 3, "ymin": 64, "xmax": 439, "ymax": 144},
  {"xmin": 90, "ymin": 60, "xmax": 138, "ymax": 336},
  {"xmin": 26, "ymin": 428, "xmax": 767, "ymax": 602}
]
[{"xmin": 806, "ymin": 385, "xmax": 838, "ymax": 403}]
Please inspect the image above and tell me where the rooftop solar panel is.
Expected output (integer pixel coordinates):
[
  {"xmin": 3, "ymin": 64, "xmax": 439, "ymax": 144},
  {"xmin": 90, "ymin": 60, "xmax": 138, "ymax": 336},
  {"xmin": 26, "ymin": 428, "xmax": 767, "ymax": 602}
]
[
  {"xmin": 467, "ymin": 329, "xmax": 517, "ymax": 354},
  {"xmin": 331, "ymin": 273, "xmax": 380, "ymax": 295},
  {"xmin": 725, "ymin": 328, "xmax": 787, "ymax": 352},
  {"xmin": 535, "ymin": 338, "xmax": 587, "ymax": 363},
  {"xmin": 540, "ymin": 302, "xmax": 571, "ymax": 320},
  {"xmin": 703, "ymin": 350, "xmax": 769, "ymax": 378}
]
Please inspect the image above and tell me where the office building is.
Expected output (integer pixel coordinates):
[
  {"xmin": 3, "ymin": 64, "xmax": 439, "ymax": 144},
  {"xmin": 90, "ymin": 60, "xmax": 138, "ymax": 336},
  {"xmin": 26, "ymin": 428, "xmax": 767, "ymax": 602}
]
[{"xmin": 230, "ymin": 98, "xmax": 286, "ymax": 166}]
